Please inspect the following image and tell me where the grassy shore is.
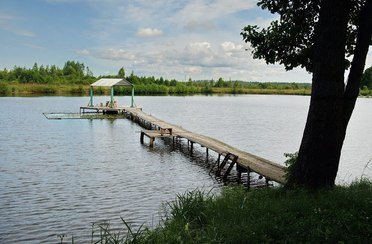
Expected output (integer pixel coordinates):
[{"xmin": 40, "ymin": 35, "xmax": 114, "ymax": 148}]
[
  {"xmin": 0, "ymin": 82, "xmax": 312, "ymax": 96},
  {"xmin": 0, "ymin": 82, "xmax": 313, "ymax": 96},
  {"xmin": 96, "ymin": 180, "xmax": 372, "ymax": 243},
  {"xmin": 1, "ymin": 82, "xmax": 372, "ymax": 97}
]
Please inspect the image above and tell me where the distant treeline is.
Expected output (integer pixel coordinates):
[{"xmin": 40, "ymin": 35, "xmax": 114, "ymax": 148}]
[{"xmin": 0, "ymin": 60, "xmax": 347, "ymax": 96}]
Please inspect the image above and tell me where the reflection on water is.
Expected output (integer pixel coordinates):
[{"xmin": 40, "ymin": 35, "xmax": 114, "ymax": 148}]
[{"xmin": 0, "ymin": 95, "xmax": 371, "ymax": 242}]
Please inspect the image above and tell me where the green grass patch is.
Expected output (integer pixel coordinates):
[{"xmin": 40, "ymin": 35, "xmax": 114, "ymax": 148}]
[{"xmin": 105, "ymin": 180, "xmax": 372, "ymax": 243}]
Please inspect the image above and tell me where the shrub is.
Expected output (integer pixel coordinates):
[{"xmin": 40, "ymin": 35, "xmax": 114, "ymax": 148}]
[{"xmin": 0, "ymin": 82, "xmax": 10, "ymax": 95}]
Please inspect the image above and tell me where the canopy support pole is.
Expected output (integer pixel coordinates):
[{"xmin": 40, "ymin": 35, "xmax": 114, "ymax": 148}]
[
  {"xmin": 131, "ymin": 86, "xmax": 135, "ymax": 107},
  {"xmin": 110, "ymin": 86, "xmax": 114, "ymax": 108},
  {"xmin": 89, "ymin": 86, "xmax": 93, "ymax": 107}
]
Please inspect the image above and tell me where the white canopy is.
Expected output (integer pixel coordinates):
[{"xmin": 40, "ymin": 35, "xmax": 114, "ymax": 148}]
[{"xmin": 90, "ymin": 78, "xmax": 132, "ymax": 87}]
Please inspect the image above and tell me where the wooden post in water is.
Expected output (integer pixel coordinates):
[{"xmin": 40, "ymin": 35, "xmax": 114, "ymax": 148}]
[
  {"xmin": 140, "ymin": 131, "xmax": 155, "ymax": 148},
  {"xmin": 140, "ymin": 131, "xmax": 144, "ymax": 144},
  {"xmin": 265, "ymin": 177, "xmax": 270, "ymax": 187},
  {"xmin": 246, "ymin": 168, "xmax": 251, "ymax": 189},
  {"xmin": 237, "ymin": 164, "xmax": 242, "ymax": 183},
  {"xmin": 149, "ymin": 137, "xmax": 155, "ymax": 148}
]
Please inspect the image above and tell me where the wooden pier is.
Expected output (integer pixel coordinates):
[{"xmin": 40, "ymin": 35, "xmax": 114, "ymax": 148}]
[{"xmin": 123, "ymin": 107, "xmax": 286, "ymax": 185}]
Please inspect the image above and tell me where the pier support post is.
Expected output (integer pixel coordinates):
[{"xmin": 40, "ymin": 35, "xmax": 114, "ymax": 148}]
[
  {"xmin": 265, "ymin": 177, "xmax": 270, "ymax": 187},
  {"xmin": 190, "ymin": 142, "xmax": 194, "ymax": 155},
  {"xmin": 246, "ymin": 168, "xmax": 251, "ymax": 189},
  {"xmin": 149, "ymin": 137, "xmax": 155, "ymax": 148},
  {"xmin": 217, "ymin": 154, "xmax": 221, "ymax": 167},
  {"xmin": 206, "ymin": 148, "xmax": 209, "ymax": 160},
  {"xmin": 140, "ymin": 131, "xmax": 155, "ymax": 148},
  {"xmin": 140, "ymin": 131, "xmax": 144, "ymax": 144}
]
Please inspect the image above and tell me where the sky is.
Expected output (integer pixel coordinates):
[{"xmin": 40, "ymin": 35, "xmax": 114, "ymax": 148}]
[{"xmin": 0, "ymin": 0, "xmax": 371, "ymax": 82}]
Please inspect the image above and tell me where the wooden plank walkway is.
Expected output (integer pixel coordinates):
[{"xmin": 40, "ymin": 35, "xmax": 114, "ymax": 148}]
[{"xmin": 124, "ymin": 107, "xmax": 286, "ymax": 184}]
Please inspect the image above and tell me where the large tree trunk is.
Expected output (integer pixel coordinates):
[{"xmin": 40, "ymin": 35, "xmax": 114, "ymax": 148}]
[
  {"xmin": 287, "ymin": 0, "xmax": 372, "ymax": 189},
  {"xmin": 343, "ymin": 0, "xmax": 372, "ymax": 128},
  {"xmin": 287, "ymin": 0, "xmax": 351, "ymax": 189}
]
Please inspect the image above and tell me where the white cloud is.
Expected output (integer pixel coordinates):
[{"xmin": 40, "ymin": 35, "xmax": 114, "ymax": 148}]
[
  {"xmin": 0, "ymin": 12, "xmax": 35, "ymax": 37},
  {"xmin": 35, "ymin": 0, "xmax": 311, "ymax": 82},
  {"xmin": 79, "ymin": 48, "xmax": 136, "ymax": 61},
  {"xmin": 176, "ymin": 0, "xmax": 256, "ymax": 29},
  {"xmin": 78, "ymin": 40, "xmax": 286, "ymax": 81},
  {"xmin": 185, "ymin": 42, "xmax": 211, "ymax": 53},
  {"xmin": 98, "ymin": 48, "xmax": 136, "ymax": 60},
  {"xmin": 178, "ymin": 0, "xmax": 255, "ymax": 19},
  {"xmin": 135, "ymin": 28, "xmax": 163, "ymax": 37},
  {"xmin": 22, "ymin": 43, "xmax": 44, "ymax": 49},
  {"xmin": 12, "ymin": 29, "xmax": 35, "ymax": 37},
  {"xmin": 77, "ymin": 49, "xmax": 90, "ymax": 55},
  {"xmin": 221, "ymin": 41, "xmax": 243, "ymax": 52},
  {"xmin": 184, "ymin": 20, "xmax": 216, "ymax": 31},
  {"xmin": 178, "ymin": 42, "xmax": 218, "ymax": 67},
  {"xmin": 185, "ymin": 66, "xmax": 202, "ymax": 75}
]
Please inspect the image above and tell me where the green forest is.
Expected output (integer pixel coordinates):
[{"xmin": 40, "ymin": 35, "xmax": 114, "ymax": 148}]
[{"xmin": 0, "ymin": 60, "xmax": 371, "ymax": 96}]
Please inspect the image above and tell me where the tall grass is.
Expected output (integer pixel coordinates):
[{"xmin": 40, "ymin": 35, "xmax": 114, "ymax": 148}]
[
  {"xmin": 55, "ymin": 181, "xmax": 372, "ymax": 243},
  {"xmin": 128, "ymin": 180, "xmax": 372, "ymax": 243}
]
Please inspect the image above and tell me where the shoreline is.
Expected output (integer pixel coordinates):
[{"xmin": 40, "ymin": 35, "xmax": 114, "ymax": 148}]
[
  {"xmin": 1, "ymin": 83, "xmax": 371, "ymax": 98},
  {"xmin": 0, "ymin": 82, "xmax": 311, "ymax": 96}
]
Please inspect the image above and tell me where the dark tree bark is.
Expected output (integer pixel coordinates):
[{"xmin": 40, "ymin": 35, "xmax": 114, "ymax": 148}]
[
  {"xmin": 242, "ymin": 0, "xmax": 372, "ymax": 189},
  {"xmin": 287, "ymin": 0, "xmax": 372, "ymax": 189},
  {"xmin": 287, "ymin": 0, "xmax": 352, "ymax": 189}
]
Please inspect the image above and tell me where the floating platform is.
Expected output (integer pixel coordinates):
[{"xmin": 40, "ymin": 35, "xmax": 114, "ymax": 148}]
[
  {"xmin": 43, "ymin": 112, "xmax": 127, "ymax": 120},
  {"xmin": 80, "ymin": 106, "xmax": 125, "ymax": 114}
]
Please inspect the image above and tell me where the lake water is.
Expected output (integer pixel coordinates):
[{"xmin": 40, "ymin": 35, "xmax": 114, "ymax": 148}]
[{"xmin": 0, "ymin": 95, "xmax": 371, "ymax": 243}]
